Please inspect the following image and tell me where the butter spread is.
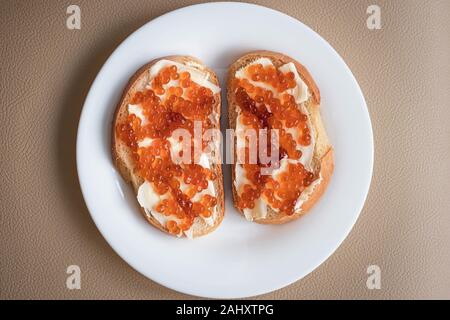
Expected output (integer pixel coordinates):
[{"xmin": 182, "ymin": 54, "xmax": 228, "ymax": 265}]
[{"xmin": 149, "ymin": 59, "xmax": 220, "ymax": 95}]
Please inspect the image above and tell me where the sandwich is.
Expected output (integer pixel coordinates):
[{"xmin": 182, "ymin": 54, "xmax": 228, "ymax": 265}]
[
  {"xmin": 227, "ymin": 51, "xmax": 334, "ymax": 223},
  {"xmin": 112, "ymin": 56, "xmax": 224, "ymax": 238}
]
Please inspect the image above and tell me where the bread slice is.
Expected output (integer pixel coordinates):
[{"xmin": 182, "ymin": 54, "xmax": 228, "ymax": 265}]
[
  {"xmin": 112, "ymin": 56, "xmax": 224, "ymax": 237},
  {"xmin": 227, "ymin": 50, "xmax": 334, "ymax": 224}
]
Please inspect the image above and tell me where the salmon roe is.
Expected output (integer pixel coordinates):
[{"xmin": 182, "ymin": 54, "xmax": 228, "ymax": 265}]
[
  {"xmin": 116, "ymin": 65, "xmax": 218, "ymax": 234},
  {"xmin": 235, "ymin": 63, "xmax": 316, "ymax": 215}
]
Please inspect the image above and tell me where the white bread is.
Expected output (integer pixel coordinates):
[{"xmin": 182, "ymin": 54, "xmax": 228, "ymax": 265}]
[
  {"xmin": 112, "ymin": 56, "xmax": 224, "ymax": 237},
  {"xmin": 227, "ymin": 50, "xmax": 334, "ymax": 224}
]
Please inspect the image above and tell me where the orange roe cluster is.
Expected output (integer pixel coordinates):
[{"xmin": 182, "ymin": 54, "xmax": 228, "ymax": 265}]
[
  {"xmin": 116, "ymin": 65, "xmax": 218, "ymax": 234},
  {"xmin": 235, "ymin": 63, "xmax": 316, "ymax": 215}
]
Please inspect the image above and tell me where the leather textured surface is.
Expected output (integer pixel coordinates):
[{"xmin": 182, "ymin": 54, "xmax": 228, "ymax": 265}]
[{"xmin": 1, "ymin": 0, "xmax": 449, "ymax": 299}]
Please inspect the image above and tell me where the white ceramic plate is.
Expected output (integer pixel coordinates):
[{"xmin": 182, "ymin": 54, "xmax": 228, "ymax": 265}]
[{"xmin": 77, "ymin": 2, "xmax": 373, "ymax": 298}]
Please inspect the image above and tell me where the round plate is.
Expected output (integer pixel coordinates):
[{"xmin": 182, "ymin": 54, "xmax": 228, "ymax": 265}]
[{"xmin": 77, "ymin": 2, "xmax": 373, "ymax": 298}]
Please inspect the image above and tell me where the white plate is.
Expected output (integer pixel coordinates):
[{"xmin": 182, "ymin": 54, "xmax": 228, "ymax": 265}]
[{"xmin": 77, "ymin": 2, "xmax": 373, "ymax": 298}]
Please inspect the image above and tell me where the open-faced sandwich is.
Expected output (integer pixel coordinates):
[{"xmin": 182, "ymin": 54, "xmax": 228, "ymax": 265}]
[
  {"xmin": 112, "ymin": 56, "xmax": 224, "ymax": 238},
  {"xmin": 227, "ymin": 50, "xmax": 334, "ymax": 224}
]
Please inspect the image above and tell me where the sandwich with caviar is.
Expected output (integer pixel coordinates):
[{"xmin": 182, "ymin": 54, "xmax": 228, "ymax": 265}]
[
  {"xmin": 227, "ymin": 51, "xmax": 334, "ymax": 223},
  {"xmin": 113, "ymin": 56, "xmax": 224, "ymax": 238}
]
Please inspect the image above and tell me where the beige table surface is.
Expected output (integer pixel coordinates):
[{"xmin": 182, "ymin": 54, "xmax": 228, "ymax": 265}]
[{"xmin": 1, "ymin": 0, "xmax": 449, "ymax": 299}]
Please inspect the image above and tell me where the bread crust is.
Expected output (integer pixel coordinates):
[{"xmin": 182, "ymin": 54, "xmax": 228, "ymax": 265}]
[
  {"xmin": 112, "ymin": 56, "xmax": 224, "ymax": 237},
  {"xmin": 227, "ymin": 50, "xmax": 334, "ymax": 224}
]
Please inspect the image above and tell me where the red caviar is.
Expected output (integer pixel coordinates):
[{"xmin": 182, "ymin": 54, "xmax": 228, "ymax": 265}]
[
  {"xmin": 235, "ymin": 63, "xmax": 316, "ymax": 215},
  {"xmin": 116, "ymin": 65, "xmax": 218, "ymax": 234}
]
